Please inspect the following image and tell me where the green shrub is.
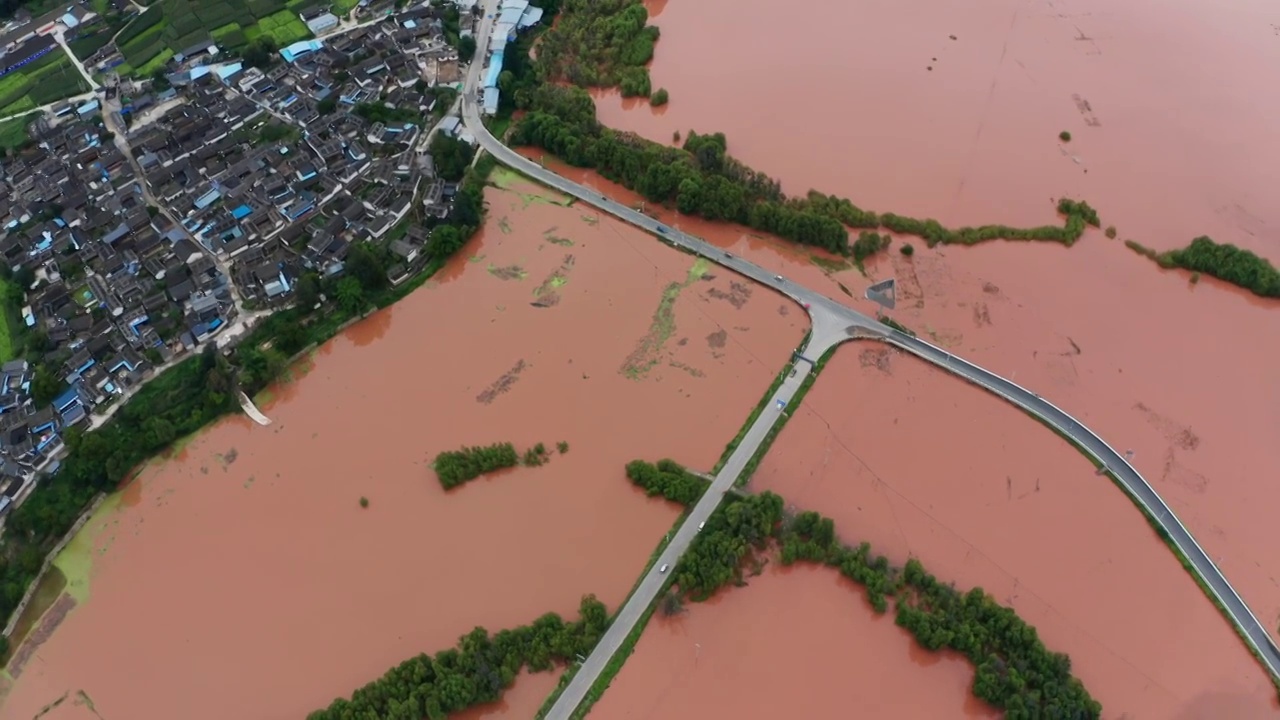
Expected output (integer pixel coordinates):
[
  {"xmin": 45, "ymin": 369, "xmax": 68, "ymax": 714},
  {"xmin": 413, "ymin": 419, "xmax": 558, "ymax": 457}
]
[
  {"xmin": 1059, "ymin": 130, "xmax": 1072, "ymax": 142},
  {"xmin": 624, "ymin": 458, "xmax": 708, "ymax": 506},
  {"xmin": 310, "ymin": 596, "xmax": 610, "ymax": 719},
  {"xmin": 649, "ymin": 88, "xmax": 668, "ymax": 106},
  {"xmin": 900, "ymin": 243, "xmax": 914, "ymax": 256},
  {"xmin": 434, "ymin": 442, "xmax": 520, "ymax": 488},
  {"xmin": 1165, "ymin": 236, "xmax": 1279, "ymax": 297}
]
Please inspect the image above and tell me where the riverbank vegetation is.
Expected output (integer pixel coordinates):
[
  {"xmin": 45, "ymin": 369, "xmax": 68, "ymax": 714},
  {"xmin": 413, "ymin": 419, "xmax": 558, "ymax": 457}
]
[
  {"xmin": 307, "ymin": 595, "xmax": 609, "ymax": 720},
  {"xmin": 0, "ymin": 349, "xmax": 237, "ymax": 621},
  {"xmin": 1126, "ymin": 236, "xmax": 1278, "ymax": 298},
  {"xmin": 0, "ymin": 157, "xmax": 498, "ymax": 631},
  {"xmin": 510, "ymin": 85, "xmax": 1101, "ymax": 258},
  {"xmin": 631, "ymin": 458, "xmax": 1101, "ymax": 718},
  {"xmin": 534, "ymin": 0, "xmax": 659, "ymax": 98}
]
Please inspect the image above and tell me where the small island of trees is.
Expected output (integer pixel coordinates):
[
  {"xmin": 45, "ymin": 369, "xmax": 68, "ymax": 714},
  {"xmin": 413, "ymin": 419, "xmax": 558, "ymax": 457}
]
[
  {"xmin": 1125, "ymin": 236, "xmax": 1280, "ymax": 298},
  {"xmin": 433, "ymin": 442, "xmax": 520, "ymax": 488}
]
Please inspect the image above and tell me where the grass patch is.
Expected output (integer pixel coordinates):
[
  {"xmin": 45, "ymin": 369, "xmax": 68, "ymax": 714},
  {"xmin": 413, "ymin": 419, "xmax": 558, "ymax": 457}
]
[
  {"xmin": 878, "ymin": 314, "xmax": 916, "ymax": 337},
  {"xmin": 68, "ymin": 31, "xmax": 115, "ymax": 61},
  {"xmin": 1, "ymin": 566, "xmax": 65, "ymax": 667},
  {"xmin": 485, "ymin": 115, "xmax": 512, "ymax": 140},
  {"xmin": 256, "ymin": 9, "xmax": 311, "ymax": 44},
  {"xmin": 621, "ymin": 258, "xmax": 709, "ymax": 379},
  {"xmin": 0, "ymin": 117, "xmax": 31, "ymax": 152},
  {"xmin": 211, "ymin": 22, "xmax": 244, "ymax": 40},
  {"xmin": 134, "ymin": 49, "xmax": 175, "ymax": 77},
  {"xmin": 0, "ymin": 278, "xmax": 22, "ymax": 363}
]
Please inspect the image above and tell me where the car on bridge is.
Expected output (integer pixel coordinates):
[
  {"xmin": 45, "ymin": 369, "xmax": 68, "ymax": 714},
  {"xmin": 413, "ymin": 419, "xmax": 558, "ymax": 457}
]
[{"xmin": 656, "ymin": 225, "xmax": 668, "ymax": 235}]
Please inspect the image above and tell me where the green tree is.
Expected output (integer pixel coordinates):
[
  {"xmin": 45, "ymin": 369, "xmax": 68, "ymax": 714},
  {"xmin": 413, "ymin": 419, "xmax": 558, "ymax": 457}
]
[
  {"xmin": 430, "ymin": 133, "xmax": 475, "ymax": 181},
  {"xmin": 458, "ymin": 34, "xmax": 477, "ymax": 61},
  {"xmin": 335, "ymin": 277, "xmax": 365, "ymax": 314},
  {"xmin": 432, "ymin": 225, "xmax": 465, "ymax": 257},
  {"xmin": 345, "ymin": 243, "xmax": 388, "ymax": 291},
  {"xmin": 649, "ymin": 88, "xmax": 668, "ymax": 106},
  {"xmin": 295, "ymin": 272, "xmax": 322, "ymax": 311},
  {"xmin": 242, "ymin": 38, "xmax": 279, "ymax": 69},
  {"xmin": 31, "ymin": 365, "xmax": 63, "ymax": 407}
]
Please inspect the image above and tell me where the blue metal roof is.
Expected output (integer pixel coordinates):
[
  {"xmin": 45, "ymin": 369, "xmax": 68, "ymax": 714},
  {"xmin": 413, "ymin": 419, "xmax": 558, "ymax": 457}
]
[{"xmin": 483, "ymin": 52, "xmax": 504, "ymax": 88}]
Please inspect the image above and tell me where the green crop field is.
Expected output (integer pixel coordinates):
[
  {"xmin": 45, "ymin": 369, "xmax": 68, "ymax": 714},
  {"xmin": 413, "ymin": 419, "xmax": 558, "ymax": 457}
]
[
  {"xmin": 0, "ymin": 117, "xmax": 32, "ymax": 152},
  {"xmin": 0, "ymin": 52, "xmax": 90, "ymax": 115},
  {"xmin": 113, "ymin": 0, "xmax": 312, "ymax": 76},
  {"xmin": 255, "ymin": 9, "xmax": 311, "ymax": 45}
]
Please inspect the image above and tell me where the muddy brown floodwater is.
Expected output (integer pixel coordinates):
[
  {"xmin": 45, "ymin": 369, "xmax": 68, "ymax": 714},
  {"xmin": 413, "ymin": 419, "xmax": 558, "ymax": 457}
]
[
  {"xmin": 590, "ymin": 563, "xmax": 997, "ymax": 720},
  {"xmin": 0, "ymin": 174, "xmax": 803, "ymax": 720},
  {"xmin": 583, "ymin": 0, "xmax": 1280, "ymax": 714},
  {"xmin": 755, "ymin": 347, "xmax": 1277, "ymax": 718}
]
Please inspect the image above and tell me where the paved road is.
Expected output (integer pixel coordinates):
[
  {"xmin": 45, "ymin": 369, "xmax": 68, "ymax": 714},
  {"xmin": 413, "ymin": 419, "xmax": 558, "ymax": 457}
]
[
  {"xmin": 543, "ymin": 332, "xmax": 836, "ymax": 720},
  {"xmin": 459, "ymin": 11, "xmax": 1280, "ymax": 714}
]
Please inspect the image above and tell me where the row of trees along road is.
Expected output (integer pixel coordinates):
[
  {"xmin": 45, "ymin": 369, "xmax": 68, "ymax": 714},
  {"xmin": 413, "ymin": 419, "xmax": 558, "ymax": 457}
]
[{"xmin": 510, "ymin": 86, "xmax": 1103, "ymax": 261}]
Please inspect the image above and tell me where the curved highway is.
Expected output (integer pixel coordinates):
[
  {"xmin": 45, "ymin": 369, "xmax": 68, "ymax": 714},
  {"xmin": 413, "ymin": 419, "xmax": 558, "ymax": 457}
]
[{"xmin": 460, "ymin": 6, "xmax": 1280, "ymax": 714}]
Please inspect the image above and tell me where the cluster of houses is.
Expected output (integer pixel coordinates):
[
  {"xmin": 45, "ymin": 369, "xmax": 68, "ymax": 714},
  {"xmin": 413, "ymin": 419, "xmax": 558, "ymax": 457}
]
[
  {"xmin": 0, "ymin": 2, "xmax": 99, "ymax": 58},
  {"xmin": 478, "ymin": 0, "xmax": 543, "ymax": 115},
  {"xmin": 0, "ymin": 111, "xmax": 238, "ymax": 495},
  {"xmin": 0, "ymin": 1, "xmax": 484, "ymax": 512}
]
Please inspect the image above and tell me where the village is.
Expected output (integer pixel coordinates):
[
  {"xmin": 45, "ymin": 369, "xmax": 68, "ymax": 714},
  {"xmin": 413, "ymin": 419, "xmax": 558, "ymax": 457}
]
[{"xmin": 0, "ymin": 0, "xmax": 507, "ymax": 518}]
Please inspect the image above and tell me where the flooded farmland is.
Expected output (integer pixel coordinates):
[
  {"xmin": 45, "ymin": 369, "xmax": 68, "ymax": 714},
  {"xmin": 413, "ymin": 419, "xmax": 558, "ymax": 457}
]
[
  {"xmin": 589, "ymin": 563, "xmax": 997, "ymax": 720},
  {"xmin": 0, "ymin": 174, "xmax": 804, "ymax": 720},
  {"xmin": 753, "ymin": 346, "xmax": 1277, "ymax": 718},
  {"xmin": 581, "ymin": 0, "xmax": 1280, "ymax": 714}
]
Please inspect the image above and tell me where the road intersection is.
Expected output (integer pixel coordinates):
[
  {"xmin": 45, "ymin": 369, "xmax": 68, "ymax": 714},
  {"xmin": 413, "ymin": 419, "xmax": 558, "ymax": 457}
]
[{"xmin": 456, "ymin": 9, "xmax": 1280, "ymax": 715}]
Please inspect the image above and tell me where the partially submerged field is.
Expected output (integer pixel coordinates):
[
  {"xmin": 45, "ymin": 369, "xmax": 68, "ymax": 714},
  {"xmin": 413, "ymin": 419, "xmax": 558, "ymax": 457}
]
[
  {"xmin": 0, "ymin": 175, "xmax": 804, "ymax": 719},
  {"xmin": 748, "ymin": 347, "xmax": 1278, "ymax": 718},
  {"xmin": 581, "ymin": 0, "xmax": 1280, "ymax": 711},
  {"xmin": 589, "ymin": 563, "xmax": 998, "ymax": 720}
]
